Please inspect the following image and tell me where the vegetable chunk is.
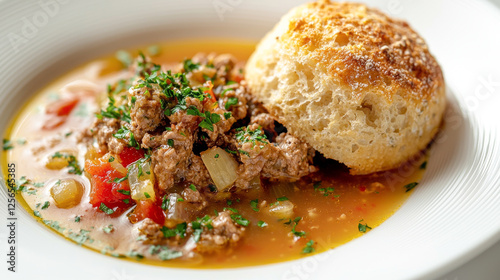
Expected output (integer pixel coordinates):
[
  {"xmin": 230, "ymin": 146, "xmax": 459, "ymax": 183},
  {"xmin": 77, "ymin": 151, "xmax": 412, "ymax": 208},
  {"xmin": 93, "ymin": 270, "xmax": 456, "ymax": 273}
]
[
  {"xmin": 50, "ymin": 179, "xmax": 84, "ymax": 208},
  {"xmin": 85, "ymin": 156, "xmax": 131, "ymax": 210},
  {"xmin": 201, "ymin": 147, "xmax": 238, "ymax": 191}
]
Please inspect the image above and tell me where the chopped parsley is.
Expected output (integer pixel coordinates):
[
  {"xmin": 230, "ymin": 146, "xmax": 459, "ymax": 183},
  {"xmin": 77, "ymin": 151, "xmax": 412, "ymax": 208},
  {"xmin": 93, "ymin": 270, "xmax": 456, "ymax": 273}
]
[
  {"xmin": 68, "ymin": 229, "xmax": 93, "ymax": 245},
  {"xmin": 108, "ymin": 156, "xmax": 115, "ymax": 162},
  {"xmin": 189, "ymin": 184, "xmax": 197, "ymax": 191},
  {"xmin": 99, "ymin": 203, "xmax": 114, "ymax": 215},
  {"xmin": 250, "ymin": 199, "xmax": 259, "ymax": 212},
  {"xmin": 162, "ymin": 223, "xmax": 187, "ymax": 238},
  {"xmin": 214, "ymin": 153, "xmax": 220, "ymax": 158},
  {"xmin": 235, "ymin": 126, "xmax": 268, "ymax": 147},
  {"xmin": 144, "ymin": 192, "xmax": 151, "ymax": 198},
  {"xmin": 420, "ymin": 161, "xmax": 427, "ymax": 169},
  {"xmin": 225, "ymin": 97, "xmax": 238, "ymax": 110},
  {"xmin": 192, "ymin": 228, "xmax": 203, "ymax": 243},
  {"xmin": 113, "ymin": 126, "xmax": 140, "ymax": 149},
  {"xmin": 117, "ymin": 189, "xmax": 130, "ymax": 196},
  {"xmin": 191, "ymin": 215, "xmax": 214, "ymax": 243},
  {"xmin": 33, "ymin": 210, "xmax": 41, "ymax": 218},
  {"xmin": 51, "ymin": 151, "xmax": 83, "ymax": 175},
  {"xmin": 223, "ymin": 207, "xmax": 238, "ymax": 213},
  {"xmin": 358, "ymin": 220, "xmax": 372, "ymax": 233},
  {"xmin": 74, "ymin": 216, "xmax": 81, "ymax": 223},
  {"xmin": 3, "ymin": 139, "xmax": 14, "ymax": 150},
  {"xmin": 404, "ymin": 182, "xmax": 418, "ymax": 192},
  {"xmin": 224, "ymin": 112, "xmax": 232, "ymax": 120},
  {"xmin": 183, "ymin": 59, "xmax": 200, "ymax": 73},
  {"xmin": 149, "ymin": 245, "xmax": 183, "ymax": 260},
  {"xmin": 230, "ymin": 214, "xmax": 250, "ymax": 227},
  {"xmin": 186, "ymin": 106, "xmax": 221, "ymax": 132},
  {"xmin": 13, "ymin": 176, "xmax": 41, "ymax": 195},
  {"xmin": 112, "ymin": 175, "xmax": 128, "ymax": 184},
  {"xmin": 199, "ymin": 111, "xmax": 221, "ymax": 132},
  {"xmin": 41, "ymin": 201, "xmax": 50, "ymax": 210},
  {"xmin": 126, "ymin": 250, "xmax": 144, "ymax": 260},
  {"xmin": 161, "ymin": 195, "xmax": 169, "ymax": 210},
  {"xmin": 43, "ymin": 220, "xmax": 65, "ymax": 233},
  {"xmin": 192, "ymin": 215, "xmax": 214, "ymax": 230},
  {"xmin": 167, "ymin": 139, "xmax": 174, "ymax": 147},
  {"xmin": 257, "ymin": 221, "xmax": 268, "ymax": 228},
  {"xmin": 277, "ymin": 196, "xmax": 289, "ymax": 201},
  {"xmin": 102, "ymin": 224, "xmax": 114, "ymax": 234},
  {"xmin": 313, "ymin": 181, "xmax": 336, "ymax": 197},
  {"xmin": 302, "ymin": 240, "xmax": 315, "ymax": 254},
  {"xmin": 286, "ymin": 217, "xmax": 306, "ymax": 238},
  {"xmin": 238, "ymin": 149, "xmax": 249, "ymax": 156}
]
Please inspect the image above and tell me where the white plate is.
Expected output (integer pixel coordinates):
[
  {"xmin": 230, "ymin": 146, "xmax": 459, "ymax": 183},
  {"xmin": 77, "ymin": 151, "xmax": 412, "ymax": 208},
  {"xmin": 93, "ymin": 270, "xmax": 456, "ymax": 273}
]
[{"xmin": 1, "ymin": 0, "xmax": 499, "ymax": 279}]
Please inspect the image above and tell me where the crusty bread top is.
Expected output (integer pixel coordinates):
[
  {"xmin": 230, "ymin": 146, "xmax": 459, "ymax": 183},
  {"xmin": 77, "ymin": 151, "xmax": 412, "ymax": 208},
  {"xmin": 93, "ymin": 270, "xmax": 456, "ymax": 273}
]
[
  {"xmin": 280, "ymin": 0, "xmax": 444, "ymax": 103},
  {"xmin": 245, "ymin": 0, "xmax": 446, "ymax": 174}
]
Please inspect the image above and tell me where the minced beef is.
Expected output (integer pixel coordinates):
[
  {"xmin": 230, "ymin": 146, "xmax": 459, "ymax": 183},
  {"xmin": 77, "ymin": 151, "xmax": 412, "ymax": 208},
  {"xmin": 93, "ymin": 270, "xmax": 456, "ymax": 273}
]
[{"xmin": 87, "ymin": 52, "xmax": 318, "ymax": 256}]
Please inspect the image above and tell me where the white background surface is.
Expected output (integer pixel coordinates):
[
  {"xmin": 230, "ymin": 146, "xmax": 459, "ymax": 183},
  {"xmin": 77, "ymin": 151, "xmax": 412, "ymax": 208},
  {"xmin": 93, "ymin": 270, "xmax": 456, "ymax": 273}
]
[
  {"xmin": 0, "ymin": 1, "xmax": 499, "ymax": 279},
  {"xmin": 439, "ymin": 2, "xmax": 500, "ymax": 280}
]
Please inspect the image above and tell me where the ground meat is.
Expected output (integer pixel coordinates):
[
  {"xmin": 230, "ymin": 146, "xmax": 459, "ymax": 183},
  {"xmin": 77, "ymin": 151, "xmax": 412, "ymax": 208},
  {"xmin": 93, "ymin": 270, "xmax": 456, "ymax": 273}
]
[
  {"xmin": 234, "ymin": 124, "xmax": 317, "ymax": 188},
  {"xmin": 129, "ymin": 83, "xmax": 166, "ymax": 141},
  {"xmin": 181, "ymin": 186, "xmax": 206, "ymax": 204},
  {"xmin": 262, "ymin": 133, "xmax": 318, "ymax": 181},
  {"xmin": 182, "ymin": 155, "xmax": 212, "ymax": 189},
  {"xmin": 151, "ymin": 131, "xmax": 194, "ymax": 190},
  {"xmin": 137, "ymin": 218, "xmax": 164, "ymax": 245},
  {"xmin": 91, "ymin": 117, "xmax": 126, "ymax": 154},
  {"xmin": 188, "ymin": 53, "xmax": 237, "ymax": 87},
  {"xmin": 167, "ymin": 97, "xmax": 203, "ymax": 134},
  {"xmin": 216, "ymin": 83, "xmax": 248, "ymax": 120},
  {"xmin": 195, "ymin": 211, "xmax": 245, "ymax": 253},
  {"xmin": 81, "ymin": 51, "xmax": 324, "ymax": 259},
  {"xmin": 250, "ymin": 113, "xmax": 276, "ymax": 135},
  {"xmin": 234, "ymin": 142, "xmax": 273, "ymax": 189},
  {"xmin": 203, "ymin": 107, "xmax": 236, "ymax": 142}
]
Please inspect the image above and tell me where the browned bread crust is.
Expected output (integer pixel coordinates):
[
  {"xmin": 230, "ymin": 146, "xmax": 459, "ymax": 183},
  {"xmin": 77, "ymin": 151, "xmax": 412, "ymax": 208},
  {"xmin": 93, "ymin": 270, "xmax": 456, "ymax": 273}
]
[{"xmin": 245, "ymin": 0, "xmax": 446, "ymax": 174}]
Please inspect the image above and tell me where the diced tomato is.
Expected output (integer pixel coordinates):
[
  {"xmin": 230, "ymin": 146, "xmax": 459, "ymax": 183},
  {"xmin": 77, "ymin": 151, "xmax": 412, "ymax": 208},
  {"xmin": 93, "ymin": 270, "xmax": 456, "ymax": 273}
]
[
  {"xmin": 119, "ymin": 146, "xmax": 145, "ymax": 167},
  {"xmin": 85, "ymin": 157, "xmax": 132, "ymax": 211},
  {"xmin": 46, "ymin": 97, "xmax": 79, "ymax": 116},
  {"xmin": 129, "ymin": 200, "xmax": 165, "ymax": 225},
  {"xmin": 42, "ymin": 97, "xmax": 80, "ymax": 130}
]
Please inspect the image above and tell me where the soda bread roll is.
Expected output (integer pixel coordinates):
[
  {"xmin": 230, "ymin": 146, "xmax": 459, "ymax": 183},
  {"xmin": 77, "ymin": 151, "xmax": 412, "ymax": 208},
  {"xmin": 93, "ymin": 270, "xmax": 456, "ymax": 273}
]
[{"xmin": 245, "ymin": 0, "xmax": 446, "ymax": 174}]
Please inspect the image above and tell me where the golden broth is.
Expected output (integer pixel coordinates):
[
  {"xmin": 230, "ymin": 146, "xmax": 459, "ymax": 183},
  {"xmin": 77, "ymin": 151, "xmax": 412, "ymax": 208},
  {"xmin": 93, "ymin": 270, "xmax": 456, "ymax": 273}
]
[{"xmin": 2, "ymin": 40, "xmax": 425, "ymax": 268}]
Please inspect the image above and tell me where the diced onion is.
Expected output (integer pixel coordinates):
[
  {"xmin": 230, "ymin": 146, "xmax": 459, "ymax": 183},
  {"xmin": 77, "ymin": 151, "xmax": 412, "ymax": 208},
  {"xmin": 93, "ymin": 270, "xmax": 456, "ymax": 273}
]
[
  {"xmin": 166, "ymin": 193, "xmax": 183, "ymax": 221},
  {"xmin": 50, "ymin": 179, "xmax": 84, "ymax": 209},
  {"xmin": 108, "ymin": 156, "xmax": 127, "ymax": 174},
  {"xmin": 45, "ymin": 149, "xmax": 77, "ymax": 170},
  {"xmin": 128, "ymin": 160, "xmax": 155, "ymax": 201},
  {"xmin": 268, "ymin": 200, "xmax": 295, "ymax": 219},
  {"xmin": 200, "ymin": 147, "xmax": 238, "ymax": 191}
]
